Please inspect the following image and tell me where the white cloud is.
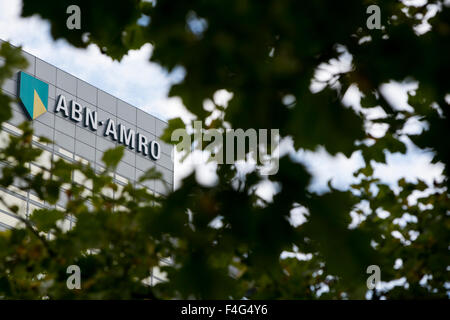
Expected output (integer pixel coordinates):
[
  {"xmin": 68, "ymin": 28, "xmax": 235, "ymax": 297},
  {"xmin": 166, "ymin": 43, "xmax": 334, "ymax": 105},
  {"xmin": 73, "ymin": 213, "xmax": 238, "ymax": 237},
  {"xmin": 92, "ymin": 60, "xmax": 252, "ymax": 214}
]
[
  {"xmin": 294, "ymin": 147, "xmax": 366, "ymax": 194},
  {"xmin": 372, "ymin": 138, "xmax": 445, "ymax": 186}
]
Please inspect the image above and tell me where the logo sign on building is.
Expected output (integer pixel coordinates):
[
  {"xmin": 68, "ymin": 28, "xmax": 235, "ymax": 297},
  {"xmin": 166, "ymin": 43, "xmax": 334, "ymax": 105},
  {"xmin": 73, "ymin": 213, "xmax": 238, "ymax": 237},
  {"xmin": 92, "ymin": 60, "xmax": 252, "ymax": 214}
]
[
  {"xmin": 16, "ymin": 71, "xmax": 161, "ymax": 161},
  {"xmin": 18, "ymin": 71, "xmax": 49, "ymax": 120},
  {"xmin": 54, "ymin": 94, "xmax": 161, "ymax": 161}
]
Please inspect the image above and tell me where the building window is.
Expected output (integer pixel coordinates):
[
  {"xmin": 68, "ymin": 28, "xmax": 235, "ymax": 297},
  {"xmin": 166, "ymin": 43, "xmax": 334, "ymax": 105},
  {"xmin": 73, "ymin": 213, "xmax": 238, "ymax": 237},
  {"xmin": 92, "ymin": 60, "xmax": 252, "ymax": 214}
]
[
  {"xmin": 32, "ymin": 135, "xmax": 48, "ymax": 146},
  {"xmin": 74, "ymin": 155, "xmax": 89, "ymax": 165},
  {"xmin": 29, "ymin": 192, "xmax": 45, "ymax": 205},
  {"xmin": 0, "ymin": 190, "xmax": 27, "ymax": 218},
  {"xmin": 58, "ymin": 147, "xmax": 74, "ymax": 159},
  {"xmin": 0, "ymin": 212, "xmax": 21, "ymax": 229},
  {"xmin": 7, "ymin": 184, "xmax": 27, "ymax": 197},
  {"xmin": 115, "ymin": 173, "xmax": 129, "ymax": 184},
  {"xmin": 34, "ymin": 149, "xmax": 52, "ymax": 170},
  {"xmin": 2, "ymin": 122, "xmax": 22, "ymax": 135}
]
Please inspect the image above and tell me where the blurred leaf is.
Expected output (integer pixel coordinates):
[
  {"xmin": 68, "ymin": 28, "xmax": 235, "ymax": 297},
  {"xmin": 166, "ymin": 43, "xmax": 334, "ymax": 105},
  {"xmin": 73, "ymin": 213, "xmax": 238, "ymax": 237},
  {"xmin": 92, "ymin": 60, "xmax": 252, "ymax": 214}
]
[{"xmin": 101, "ymin": 146, "xmax": 124, "ymax": 169}]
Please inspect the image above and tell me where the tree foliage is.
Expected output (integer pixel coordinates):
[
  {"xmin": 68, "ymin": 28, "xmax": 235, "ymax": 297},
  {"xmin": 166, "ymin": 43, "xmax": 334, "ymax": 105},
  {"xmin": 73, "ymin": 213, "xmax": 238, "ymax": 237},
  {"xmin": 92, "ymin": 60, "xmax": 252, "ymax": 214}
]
[{"xmin": 0, "ymin": 0, "xmax": 448, "ymax": 299}]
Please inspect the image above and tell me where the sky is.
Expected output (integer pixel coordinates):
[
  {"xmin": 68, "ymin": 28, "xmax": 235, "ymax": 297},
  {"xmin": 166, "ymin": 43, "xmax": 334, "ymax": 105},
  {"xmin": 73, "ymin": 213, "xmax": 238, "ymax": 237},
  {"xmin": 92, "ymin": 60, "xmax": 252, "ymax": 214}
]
[{"xmin": 0, "ymin": 0, "xmax": 444, "ymax": 197}]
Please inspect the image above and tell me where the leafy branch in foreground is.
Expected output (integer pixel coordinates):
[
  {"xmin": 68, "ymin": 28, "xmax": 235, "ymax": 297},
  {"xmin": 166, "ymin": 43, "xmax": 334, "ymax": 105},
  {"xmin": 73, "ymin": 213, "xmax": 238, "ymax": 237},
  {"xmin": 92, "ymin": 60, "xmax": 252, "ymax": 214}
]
[{"xmin": 0, "ymin": 0, "xmax": 447, "ymax": 299}]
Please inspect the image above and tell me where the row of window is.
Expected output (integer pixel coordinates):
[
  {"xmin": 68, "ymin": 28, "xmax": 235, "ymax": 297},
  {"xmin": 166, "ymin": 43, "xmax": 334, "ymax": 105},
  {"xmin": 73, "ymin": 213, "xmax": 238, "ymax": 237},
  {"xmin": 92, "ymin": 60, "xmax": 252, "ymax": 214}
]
[
  {"xmin": 2, "ymin": 122, "xmax": 162, "ymax": 195},
  {"xmin": 0, "ymin": 188, "xmax": 72, "ymax": 229}
]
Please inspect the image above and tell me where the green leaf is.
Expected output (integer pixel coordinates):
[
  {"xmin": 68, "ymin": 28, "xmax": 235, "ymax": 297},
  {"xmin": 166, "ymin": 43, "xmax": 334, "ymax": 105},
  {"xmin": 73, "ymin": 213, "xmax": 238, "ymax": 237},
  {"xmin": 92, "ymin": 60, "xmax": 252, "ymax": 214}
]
[
  {"xmin": 102, "ymin": 146, "xmax": 124, "ymax": 169},
  {"xmin": 138, "ymin": 167, "xmax": 163, "ymax": 183},
  {"xmin": 30, "ymin": 209, "xmax": 65, "ymax": 233},
  {"xmin": 160, "ymin": 117, "xmax": 185, "ymax": 143}
]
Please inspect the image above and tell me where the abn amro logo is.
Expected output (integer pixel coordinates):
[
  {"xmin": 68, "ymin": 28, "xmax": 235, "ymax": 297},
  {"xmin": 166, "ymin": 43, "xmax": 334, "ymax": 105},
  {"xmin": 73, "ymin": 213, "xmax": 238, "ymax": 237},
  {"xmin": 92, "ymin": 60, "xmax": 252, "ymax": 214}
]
[{"xmin": 18, "ymin": 71, "xmax": 49, "ymax": 120}]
